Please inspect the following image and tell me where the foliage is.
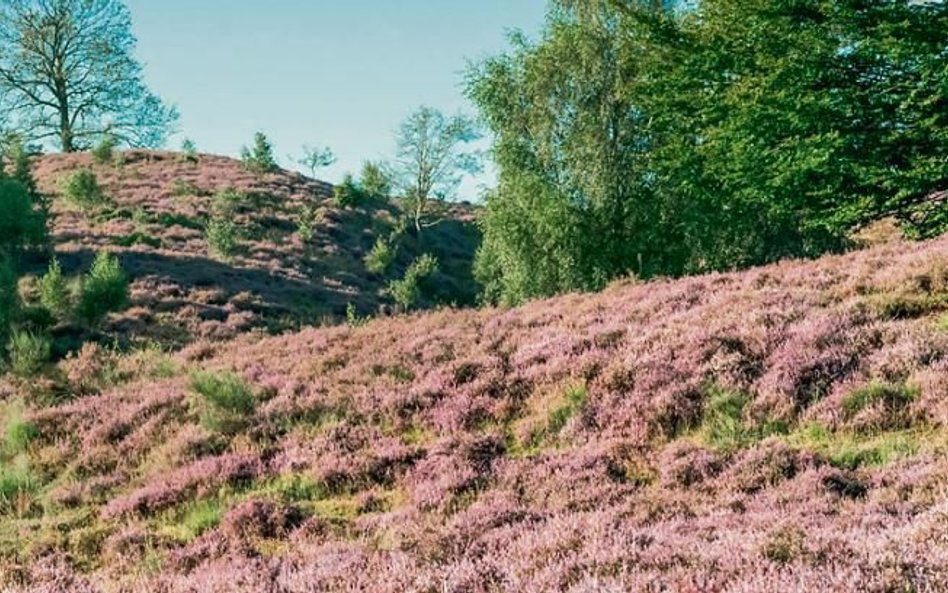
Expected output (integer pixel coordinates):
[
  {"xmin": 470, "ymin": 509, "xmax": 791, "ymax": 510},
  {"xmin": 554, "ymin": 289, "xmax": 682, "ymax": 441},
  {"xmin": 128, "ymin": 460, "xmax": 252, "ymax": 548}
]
[
  {"xmin": 468, "ymin": 0, "xmax": 948, "ymax": 305},
  {"xmin": 346, "ymin": 302, "xmax": 370, "ymax": 327},
  {"xmin": 61, "ymin": 168, "xmax": 108, "ymax": 211},
  {"xmin": 91, "ymin": 135, "xmax": 116, "ymax": 164},
  {"xmin": 189, "ymin": 371, "xmax": 256, "ymax": 434},
  {"xmin": 364, "ymin": 238, "xmax": 396, "ymax": 275},
  {"xmin": 179, "ymin": 138, "xmax": 199, "ymax": 163},
  {"xmin": 387, "ymin": 253, "xmax": 439, "ymax": 310},
  {"xmin": 0, "ymin": 260, "xmax": 16, "ymax": 348},
  {"xmin": 39, "ymin": 258, "xmax": 71, "ymax": 322},
  {"xmin": 3, "ymin": 402, "xmax": 38, "ymax": 454},
  {"xmin": 76, "ymin": 250, "xmax": 129, "ymax": 325},
  {"xmin": 298, "ymin": 145, "xmax": 336, "ymax": 179},
  {"xmin": 333, "ymin": 173, "xmax": 363, "ymax": 208},
  {"xmin": 0, "ymin": 176, "xmax": 46, "ymax": 257},
  {"xmin": 389, "ymin": 106, "xmax": 481, "ymax": 232},
  {"xmin": 0, "ymin": 0, "xmax": 179, "ymax": 151},
  {"xmin": 297, "ymin": 204, "xmax": 317, "ymax": 243},
  {"xmin": 359, "ymin": 161, "xmax": 392, "ymax": 200},
  {"xmin": 6, "ymin": 329, "xmax": 51, "ymax": 377},
  {"xmin": 241, "ymin": 132, "xmax": 279, "ymax": 174},
  {"xmin": 206, "ymin": 189, "xmax": 242, "ymax": 258}
]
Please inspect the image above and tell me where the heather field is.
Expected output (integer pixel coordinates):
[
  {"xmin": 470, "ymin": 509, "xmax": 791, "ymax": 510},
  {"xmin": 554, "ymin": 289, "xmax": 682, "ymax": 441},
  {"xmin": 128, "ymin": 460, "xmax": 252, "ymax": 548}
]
[
  {"xmin": 4, "ymin": 233, "xmax": 948, "ymax": 592},
  {"xmin": 29, "ymin": 150, "xmax": 479, "ymax": 347}
]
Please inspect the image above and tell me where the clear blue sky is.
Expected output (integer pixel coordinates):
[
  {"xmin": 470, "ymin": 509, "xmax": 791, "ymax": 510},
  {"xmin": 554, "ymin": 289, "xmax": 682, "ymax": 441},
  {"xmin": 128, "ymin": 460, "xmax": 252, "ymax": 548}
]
[{"xmin": 124, "ymin": 0, "xmax": 548, "ymax": 198}]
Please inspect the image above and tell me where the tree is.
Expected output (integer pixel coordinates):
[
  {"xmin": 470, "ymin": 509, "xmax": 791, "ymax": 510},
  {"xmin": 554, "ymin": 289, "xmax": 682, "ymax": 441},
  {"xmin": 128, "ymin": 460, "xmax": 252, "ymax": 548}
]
[
  {"xmin": 390, "ymin": 107, "xmax": 482, "ymax": 232},
  {"xmin": 0, "ymin": 0, "xmax": 179, "ymax": 152},
  {"xmin": 298, "ymin": 145, "xmax": 336, "ymax": 179},
  {"xmin": 241, "ymin": 132, "xmax": 278, "ymax": 174}
]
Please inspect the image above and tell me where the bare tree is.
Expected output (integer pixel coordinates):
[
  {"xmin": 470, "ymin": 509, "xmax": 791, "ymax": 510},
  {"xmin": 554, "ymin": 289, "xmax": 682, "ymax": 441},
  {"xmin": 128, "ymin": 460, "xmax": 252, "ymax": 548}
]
[
  {"xmin": 390, "ymin": 106, "xmax": 481, "ymax": 232},
  {"xmin": 0, "ymin": 0, "xmax": 178, "ymax": 152}
]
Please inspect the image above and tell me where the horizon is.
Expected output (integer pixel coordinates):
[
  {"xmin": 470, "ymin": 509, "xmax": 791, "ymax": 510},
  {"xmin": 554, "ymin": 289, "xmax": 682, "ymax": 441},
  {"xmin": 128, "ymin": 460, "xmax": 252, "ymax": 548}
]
[{"xmin": 123, "ymin": 0, "xmax": 547, "ymax": 199}]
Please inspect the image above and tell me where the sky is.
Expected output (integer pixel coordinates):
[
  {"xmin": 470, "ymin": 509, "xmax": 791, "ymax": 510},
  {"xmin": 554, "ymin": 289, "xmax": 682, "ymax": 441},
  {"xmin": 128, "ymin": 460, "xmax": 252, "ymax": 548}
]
[{"xmin": 124, "ymin": 0, "xmax": 548, "ymax": 199}]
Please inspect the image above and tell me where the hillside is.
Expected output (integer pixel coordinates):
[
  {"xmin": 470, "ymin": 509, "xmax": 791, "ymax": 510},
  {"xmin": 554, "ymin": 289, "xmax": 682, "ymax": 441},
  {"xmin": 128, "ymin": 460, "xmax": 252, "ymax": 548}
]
[
  {"xmin": 4, "ymin": 231, "xmax": 948, "ymax": 591},
  {"xmin": 28, "ymin": 150, "xmax": 480, "ymax": 347}
]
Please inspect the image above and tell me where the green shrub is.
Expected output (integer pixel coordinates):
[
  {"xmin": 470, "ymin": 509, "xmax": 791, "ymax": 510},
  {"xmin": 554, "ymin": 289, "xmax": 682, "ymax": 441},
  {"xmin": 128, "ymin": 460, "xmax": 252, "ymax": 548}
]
[
  {"xmin": 39, "ymin": 258, "xmax": 71, "ymax": 321},
  {"xmin": 62, "ymin": 168, "xmax": 108, "ymax": 211},
  {"xmin": 333, "ymin": 173, "xmax": 363, "ymax": 208},
  {"xmin": 297, "ymin": 204, "xmax": 317, "ymax": 243},
  {"xmin": 4, "ymin": 137, "xmax": 38, "ymax": 197},
  {"xmin": 346, "ymin": 302, "xmax": 370, "ymax": 327},
  {"xmin": 0, "ymin": 177, "xmax": 47, "ymax": 256},
  {"xmin": 364, "ymin": 238, "xmax": 396, "ymax": 275},
  {"xmin": 359, "ymin": 161, "xmax": 392, "ymax": 200},
  {"xmin": 0, "ymin": 460, "xmax": 37, "ymax": 516},
  {"xmin": 167, "ymin": 499, "xmax": 223, "ymax": 542},
  {"xmin": 76, "ymin": 251, "xmax": 129, "ymax": 325},
  {"xmin": 179, "ymin": 138, "xmax": 199, "ymax": 163},
  {"xmin": 0, "ymin": 261, "xmax": 18, "ymax": 347},
  {"xmin": 206, "ymin": 217, "xmax": 238, "ymax": 258},
  {"xmin": 7, "ymin": 330, "xmax": 51, "ymax": 377},
  {"xmin": 91, "ymin": 136, "xmax": 116, "ymax": 165},
  {"xmin": 189, "ymin": 371, "xmax": 256, "ymax": 434},
  {"xmin": 3, "ymin": 403, "xmax": 38, "ymax": 454},
  {"xmin": 387, "ymin": 253, "xmax": 439, "ymax": 310},
  {"xmin": 241, "ymin": 132, "xmax": 278, "ymax": 174}
]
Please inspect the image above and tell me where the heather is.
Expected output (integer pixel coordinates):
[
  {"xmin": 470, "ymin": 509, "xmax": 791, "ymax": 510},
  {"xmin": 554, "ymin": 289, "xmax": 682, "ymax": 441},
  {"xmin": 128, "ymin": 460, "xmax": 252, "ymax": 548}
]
[{"xmin": 3, "ymin": 234, "xmax": 948, "ymax": 591}]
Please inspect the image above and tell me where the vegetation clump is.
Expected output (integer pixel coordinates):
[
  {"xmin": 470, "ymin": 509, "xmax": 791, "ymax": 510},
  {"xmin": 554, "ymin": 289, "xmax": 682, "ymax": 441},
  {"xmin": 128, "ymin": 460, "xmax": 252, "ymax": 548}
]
[
  {"xmin": 76, "ymin": 251, "xmax": 129, "ymax": 325},
  {"xmin": 387, "ymin": 253, "xmax": 439, "ymax": 310},
  {"xmin": 62, "ymin": 169, "xmax": 109, "ymax": 211},
  {"xmin": 241, "ymin": 132, "xmax": 279, "ymax": 174},
  {"xmin": 189, "ymin": 371, "xmax": 256, "ymax": 434}
]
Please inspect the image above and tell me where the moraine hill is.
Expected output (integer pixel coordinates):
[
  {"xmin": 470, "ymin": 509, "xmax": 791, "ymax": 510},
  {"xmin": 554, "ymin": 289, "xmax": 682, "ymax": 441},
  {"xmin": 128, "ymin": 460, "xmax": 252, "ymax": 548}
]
[
  {"xmin": 5, "ymin": 230, "xmax": 948, "ymax": 591},
  {"xmin": 29, "ymin": 150, "xmax": 480, "ymax": 347}
]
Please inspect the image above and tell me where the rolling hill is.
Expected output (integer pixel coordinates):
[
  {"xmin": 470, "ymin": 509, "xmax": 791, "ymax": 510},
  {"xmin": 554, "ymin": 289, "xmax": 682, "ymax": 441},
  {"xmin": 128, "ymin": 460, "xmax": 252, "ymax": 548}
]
[
  {"xmin": 4, "ymin": 223, "xmax": 948, "ymax": 591},
  {"xmin": 27, "ymin": 150, "xmax": 480, "ymax": 348}
]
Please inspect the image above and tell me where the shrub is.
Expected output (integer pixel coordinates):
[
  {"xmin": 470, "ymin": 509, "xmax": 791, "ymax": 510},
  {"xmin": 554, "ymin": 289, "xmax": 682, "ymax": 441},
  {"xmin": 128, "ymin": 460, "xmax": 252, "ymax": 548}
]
[
  {"xmin": 297, "ymin": 204, "xmax": 316, "ymax": 243},
  {"xmin": 4, "ymin": 137, "xmax": 38, "ymax": 196},
  {"xmin": 62, "ymin": 168, "xmax": 108, "ymax": 211},
  {"xmin": 76, "ymin": 251, "xmax": 129, "ymax": 325},
  {"xmin": 364, "ymin": 238, "xmax": 396, "ymax": 275},
  {"xmin": 7, "ymin": 330, "xmax": 51, "ymax": 377},
  {"xmin": 0, "ymin": 260, "xmax": 18, "ymax": 347},
  {"xmin": 346, "ymin": 302, "xmax": 369, "ymax": 327},
  {"xmin": 3, "ymin": 403, "xmax": 38, "ymax": 454},
  {"xmin": 0, "ymin": 177, "xmax": 47, "ymax": 256},
  {"xmin": 91, "ymin": 135, "xmax": 116, "ymax": 165},
  {"xmin": 180, "ymin": 138, "xmax": 199, "ymax": 163},
  {"xmin": 39, "ymin": 258, "xmax": 71, "ymax": 321},
  {"xmin": 189, "ymin": 371, "xmax": 256, "ymax": 434},
  {"xmin": 0, "ymin": 459, "xmax": 37, "ymax": 516},
  {"xmin": 206, "ymin": 217, "xmax": 238, "ymax": 259},
  {"xmin": 333, "ymin": 173, "xmax": 364, "ymax": 208},
  {"xmin": 241, "ymin": 132, "xmax": 278, "ymax": 174},
  {"xmin": 387, "ymin": 253, "xmax": 439, "ymax": 310},
  {"xmin": 359, "ymin": 161, "xmax": 392, "ymax": 200}
]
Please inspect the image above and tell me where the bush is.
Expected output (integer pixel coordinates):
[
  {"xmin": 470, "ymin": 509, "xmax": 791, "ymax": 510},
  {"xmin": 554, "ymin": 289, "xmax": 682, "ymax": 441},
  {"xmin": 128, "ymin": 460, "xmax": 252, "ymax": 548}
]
[
  {"xmin": 364, "ymin": 238, "xmax": 396, "ymax": 275},
  {"xmin": 179, "ymin": 138, "xmax": 199, "ymax": 163},
  {"xmin": 0, "ymin": 261, "xmax": 18, "ymax": 347},
  {"xmin": 189, "ymin": 371, "xmax": 256, "ymax": 434},
  {"xmin": 91, "ymin": 136, "xmax": 116, "ymax": 165},
  {"xmin": 241, "ymin": 132, "xmax": 278, "ymax": 174},
  {"xmin": 3, "ymin": 403, "xmax": 38, "ymax": 454},
  {"xmin": 76, "ymin": 251, "xmax": 129, "ymax": 325},
  {"xmin": 387, "ymin": 253, "xmax": 439, "ymax": 310},
  {"xmin": 39, "ymin": 258, "xmax": 71, "ymax": 322},
  {"xmin": 359, "ymin": 161, "xmax": 392, "ymax": 200},
  {"xmin": 62, "ymin": 168, "xmax": 108, "ymax": 211},
  {"xmin": 7, "ymin": 330, "xmax": 51, "ymax": 377},
  {"xmin": 0, "ymin": 177, "xmax": 47, "ymax": 257},
  {"xmin": 0, "ymin": 460, "xmax": 37, "ymax": 516},
  {"xmin": 333, "ymin": 173, "xmax": 364, "ymax": 208},
  {"xmin": 297, "ymin": 204, "xmax": 317, "ymax": 243},
  {"xmin": 206, "ymin": 217, "xmax": 238, "ymax": 258}
]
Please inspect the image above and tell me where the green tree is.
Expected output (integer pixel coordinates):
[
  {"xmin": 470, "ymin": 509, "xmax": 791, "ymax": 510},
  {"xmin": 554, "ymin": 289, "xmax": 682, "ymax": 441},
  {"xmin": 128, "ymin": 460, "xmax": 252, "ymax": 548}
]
[
  {"xmin": 359, "ymin": 161, "xmax": 392, "ymax": 200},
  {"xmin": 298, "ymin": 145, "xmax": 336, "ymax": 179},
  {"xmin": 0, "ymin": 0, "xmax": 179, "ymax": 151},
  {"xmin": 241, "ymin": 132, "xmax": 279, "ymax": 174},
  {"xmin": 76, "ymin": 250, "xmax": 128, "ymax": 325},
  {"xmin": 0, "ymin": 176, "xmax": 46, "ymax": 258},
  {"xmin": 390, "ymin": 107, "xmax": 481, "ymax": 233}
]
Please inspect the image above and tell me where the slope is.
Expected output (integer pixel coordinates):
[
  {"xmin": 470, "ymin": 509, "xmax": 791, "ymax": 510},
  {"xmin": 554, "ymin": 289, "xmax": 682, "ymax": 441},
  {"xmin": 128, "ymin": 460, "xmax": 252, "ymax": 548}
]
[{"xmin": 4, "ymin": 233, "xmax": 948, "ymax": 592}]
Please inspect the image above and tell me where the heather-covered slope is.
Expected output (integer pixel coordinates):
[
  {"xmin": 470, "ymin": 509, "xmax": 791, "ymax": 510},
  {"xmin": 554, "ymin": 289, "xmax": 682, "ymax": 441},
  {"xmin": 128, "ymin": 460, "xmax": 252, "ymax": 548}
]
[
  {"xmin": 29, "ymin": 150, "xmax": 479, "ymax": 346},
  {"xmin": 6, "ymin": 235, "xmax": 948, "ymax": 592}
]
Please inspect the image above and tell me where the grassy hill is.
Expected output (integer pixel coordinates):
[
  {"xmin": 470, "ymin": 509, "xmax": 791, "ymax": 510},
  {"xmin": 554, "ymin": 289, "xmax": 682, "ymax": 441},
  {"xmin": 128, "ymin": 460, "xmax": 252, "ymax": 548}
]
[
  {"xmin": 4, "ymin": 227, "xmax": 948, "ymax": 591},
  {"xmin": 27, "ymin": 150, "xmax": 480, "ymax": 348}
]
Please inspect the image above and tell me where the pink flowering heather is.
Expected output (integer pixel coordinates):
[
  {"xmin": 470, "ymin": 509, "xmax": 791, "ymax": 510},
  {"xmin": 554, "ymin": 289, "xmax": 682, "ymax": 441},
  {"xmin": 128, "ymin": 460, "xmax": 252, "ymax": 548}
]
[{"xmin": 6, "ymin": 231, "xmax": 948, "ymax": 591}]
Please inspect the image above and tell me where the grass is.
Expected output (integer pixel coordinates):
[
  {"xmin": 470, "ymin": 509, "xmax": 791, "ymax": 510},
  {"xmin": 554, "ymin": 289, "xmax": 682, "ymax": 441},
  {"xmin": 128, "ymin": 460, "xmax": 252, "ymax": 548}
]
[
  {"xmin": 698, "ymin": 386, "xmax": 788, "ymax": 452},
  {"xmin": 3, "ymin": 402, "xmax": 38, "ymax": 454},
  {"xmin": 784, "ymin": 423, "xmax": 927, "ymax": 470},
  {"xmin": 512, "ymin": 383, "xmax": 589, "ymax": 455},
  {"xmin": 158, "ymin": 499, "xmax": 223, "ymax": 542},
  {"xmin": 841, "ymin": 382, "xmax": 919, "ymax": 416},
  {"xmin": 0, "ymin": 458, "xmax": 39, "ymax": 516},
  {"xmin": 7, "ymin": 330, "xmax": 52, "ymax": 377},
  {"xmin": 189, "ymin": 370, "xmax": 256, "ymax": 434}
]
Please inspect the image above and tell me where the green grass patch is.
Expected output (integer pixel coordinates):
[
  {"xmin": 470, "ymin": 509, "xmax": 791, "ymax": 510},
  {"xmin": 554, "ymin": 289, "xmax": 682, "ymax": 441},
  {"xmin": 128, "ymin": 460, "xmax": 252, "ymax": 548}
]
[
  {"xmin": 189, "ymin": 371, "xmax": 256, "ymax": 434},
  {"xmin": 158, "ymin": 499, "xmax": 223, "ymax": 542},
  {"xmin": 784, "ymin": 423, "xmax": 925, "ymax": 470},
  {"xmin": 3, "ymin": 402, "xmax": 38, "ymax": 454},
  {"xmin": 698, "ymin": 386, "xmax": 788, "ymax": 452},
  {"xmin": 0, "ymin": 458, "xmax": 39, "ymax": 516},
  {"xmin": 842, "ymin": 382, "xmax": 918, "ymax": 416}
]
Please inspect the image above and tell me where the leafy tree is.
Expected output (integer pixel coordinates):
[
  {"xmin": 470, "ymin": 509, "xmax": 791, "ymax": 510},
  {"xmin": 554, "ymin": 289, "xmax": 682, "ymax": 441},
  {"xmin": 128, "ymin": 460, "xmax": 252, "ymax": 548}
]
[
  {"xmin": 389, "ymin": 107, "xmax": 482, "ymax": 232},
  {"xmin": 0, "ymin": 176, "xmax": 46, "ymax": 258},
  {"xmin": 298, "ymin": 145, "xmax": 336, "ymax": 179},
  {"xmin": 359, "ymin": 161, "xmax": 392, "ymax": 200},
  {"xmin": 241, "ymin": 132, "xmax": 278, "ymax": 174},
  {"xmin": 0, "ymin": 0, "xmax": 179, "ymax": 151},
  {"xmin": 76, "ymin": 250, "xmax": 128, "ymax": 325},
  {"xmin": 387, "ymin": 253, "xmax": 439, "ymax": 311},
  {"xmin": 0, "ymin": 260, "xmax": 17, "ymax": 348},
  {"xmin": 39, "ymin": 258, "xmax": 70, "ymax": 321}
]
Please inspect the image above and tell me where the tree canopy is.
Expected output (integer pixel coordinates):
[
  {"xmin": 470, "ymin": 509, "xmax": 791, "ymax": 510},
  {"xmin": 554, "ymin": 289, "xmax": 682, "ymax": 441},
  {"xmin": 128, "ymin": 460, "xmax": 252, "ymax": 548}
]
[
  {"xmin": 0, "ymin": 0, "xmax": 178, "ymax": 151},
  {"xmin": 469, "ymin": 0, "xmax": 948, "ymax": 305}
]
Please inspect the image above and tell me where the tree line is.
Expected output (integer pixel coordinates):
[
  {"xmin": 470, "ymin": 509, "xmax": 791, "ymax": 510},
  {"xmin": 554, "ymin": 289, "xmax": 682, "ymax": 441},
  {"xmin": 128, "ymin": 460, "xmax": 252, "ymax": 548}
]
[{"xmin": 468, "ymin": 0, "xmax": 948, "ymax": 305}]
